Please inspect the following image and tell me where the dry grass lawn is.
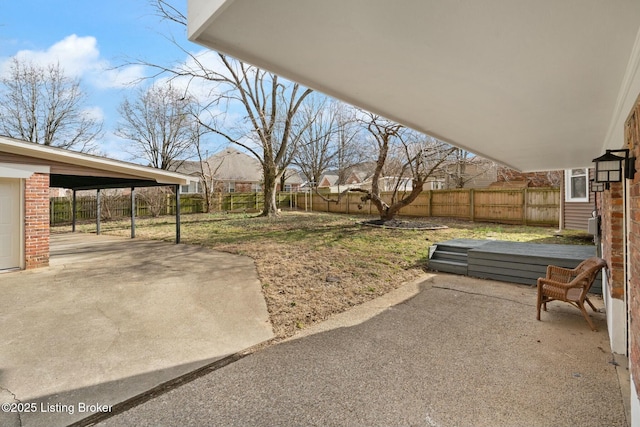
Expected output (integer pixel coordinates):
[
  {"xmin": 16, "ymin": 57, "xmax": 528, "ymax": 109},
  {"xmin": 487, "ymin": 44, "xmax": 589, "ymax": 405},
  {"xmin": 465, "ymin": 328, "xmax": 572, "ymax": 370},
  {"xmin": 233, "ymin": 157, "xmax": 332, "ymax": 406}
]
[{"xmin": 54, "ymin": 211, "xmax": 593, "ymax": 338}]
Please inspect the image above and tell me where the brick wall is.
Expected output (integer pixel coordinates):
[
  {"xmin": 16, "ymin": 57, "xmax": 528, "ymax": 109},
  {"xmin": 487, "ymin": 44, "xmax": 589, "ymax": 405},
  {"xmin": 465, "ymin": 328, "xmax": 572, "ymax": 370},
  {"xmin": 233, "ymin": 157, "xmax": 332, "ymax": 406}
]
[
  {"xmin": 600, "ymin": 183, "xmax": 625, "ymax": 300},
  {"xmin": 629, "ymin": 144, "xmax": 640, "ymax": 401},
  {"xmin": 24, "ymin": 173, "xmax": 49, "ymax": 269}
]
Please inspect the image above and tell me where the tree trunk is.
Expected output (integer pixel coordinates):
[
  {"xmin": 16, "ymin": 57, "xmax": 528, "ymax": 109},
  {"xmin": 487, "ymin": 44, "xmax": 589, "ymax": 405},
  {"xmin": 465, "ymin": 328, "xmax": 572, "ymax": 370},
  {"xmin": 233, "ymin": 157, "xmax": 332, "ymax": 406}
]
[
  {"xmin": 261, "ymin": 165, "xmax": 279, "ymax": 217},
  {"xmin": 377, "ymin": 181, "xmax": 425, "ymax": 221}
]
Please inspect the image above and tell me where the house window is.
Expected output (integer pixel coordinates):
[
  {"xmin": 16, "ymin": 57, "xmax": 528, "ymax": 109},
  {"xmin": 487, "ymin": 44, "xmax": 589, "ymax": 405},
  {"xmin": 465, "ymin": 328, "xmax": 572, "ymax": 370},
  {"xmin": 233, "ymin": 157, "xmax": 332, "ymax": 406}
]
[
  {"xmin": 284, "ymin": 184, "xmax": 292, "ymax": 192},
  {"xmin": 228, "ymin": 182, "xmax": 235, "ymax": 193},
  {"xmin": 430, "ymin": 181, "xmax": 445, "ymax": 190},
  {"xmin": 565, "ymin": 168, "xmax": 588, "ymax": 202},
  {"xmin": 252, "ymin": 183, "xmax": 262, "ymax": 193},
  {"xmin": 180, "ymin": 181, "xmax": 201, "ymax": 194}
]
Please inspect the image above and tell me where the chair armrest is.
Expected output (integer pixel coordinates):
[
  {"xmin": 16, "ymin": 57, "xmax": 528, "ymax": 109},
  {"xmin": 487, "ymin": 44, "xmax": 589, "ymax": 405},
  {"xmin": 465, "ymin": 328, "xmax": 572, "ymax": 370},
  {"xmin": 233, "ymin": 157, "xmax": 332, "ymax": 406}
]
[
  {"xmin": 546, "ymin": 265, "xmax": 575, "ymax": 283},
  {"xmin": 538, "ymin": 277, "xmax": 578, "ymax": 290}
]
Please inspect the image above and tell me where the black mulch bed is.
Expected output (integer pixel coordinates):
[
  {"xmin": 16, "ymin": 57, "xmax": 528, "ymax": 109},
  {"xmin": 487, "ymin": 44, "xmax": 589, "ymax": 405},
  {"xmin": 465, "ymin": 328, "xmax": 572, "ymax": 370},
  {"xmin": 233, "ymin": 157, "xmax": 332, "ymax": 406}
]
[{"xmin": 362, "ymin": 219, "xmax": 449, "ymax": 230}]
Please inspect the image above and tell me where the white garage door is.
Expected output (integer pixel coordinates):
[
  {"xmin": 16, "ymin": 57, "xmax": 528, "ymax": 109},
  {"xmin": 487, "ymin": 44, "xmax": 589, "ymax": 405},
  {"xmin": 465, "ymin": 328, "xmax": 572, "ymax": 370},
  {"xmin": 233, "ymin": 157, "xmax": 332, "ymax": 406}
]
[{"xmin": 0, "ymin": 178, "xmax": 21, "ymax": 270}]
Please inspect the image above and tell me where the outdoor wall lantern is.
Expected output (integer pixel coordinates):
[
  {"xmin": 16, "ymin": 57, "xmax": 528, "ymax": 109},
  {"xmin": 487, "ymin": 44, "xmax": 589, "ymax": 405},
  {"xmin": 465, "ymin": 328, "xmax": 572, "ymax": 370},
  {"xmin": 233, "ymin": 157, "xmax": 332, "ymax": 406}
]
[
  {"xmin": 592, "ymin": 149, "xmax": 636, "ymax": 185},
  {"xmin": 590, "ymin": 179, "xmax": 605, "ymax": 193}
]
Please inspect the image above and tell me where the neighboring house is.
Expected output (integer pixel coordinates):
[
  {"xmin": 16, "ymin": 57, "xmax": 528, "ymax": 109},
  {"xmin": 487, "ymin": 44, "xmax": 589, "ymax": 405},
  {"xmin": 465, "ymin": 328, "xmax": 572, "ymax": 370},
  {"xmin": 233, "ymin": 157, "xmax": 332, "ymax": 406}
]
[
  {"xmin": 190, "ymin": 4, "xmax": 640, "ymax": 421},
  {"xmin": 318, "ymin": 159, "xmax": 495, "ymax": 192},
  {"xmin": 441, "ymin": 158, "xmax": 498, "ymax": 189},
  {"xmin": 175, "ymin": 160, "xmax": 204, "ymax": 194},
  {"xmin": 359, "ymin": 176, "xmax": 415, "ymax": 192},
  {"xmin": 0, "ymin": 136, "xmax": 191, "ymax": 270},
  {"xmin": 49, "ymin": 187, "xmax": 68, "ymax": 197},
  {"xmin": 316, "ymin": 163, "xmax": 375, "ymax": 193},
  {"xmin": 204, "ymin": 147, "xmax": 262, "ymax": 193},
  {"xmin": 278, "ymin": 169, "xmax": 303, "ymax": 192},
  {"xmin": 177, "ymin": 147, "xmax": 302, "ymax": 194},
  {"xmin": 317, "ymin": 174, "xmax": 338, "ymax": 189}
]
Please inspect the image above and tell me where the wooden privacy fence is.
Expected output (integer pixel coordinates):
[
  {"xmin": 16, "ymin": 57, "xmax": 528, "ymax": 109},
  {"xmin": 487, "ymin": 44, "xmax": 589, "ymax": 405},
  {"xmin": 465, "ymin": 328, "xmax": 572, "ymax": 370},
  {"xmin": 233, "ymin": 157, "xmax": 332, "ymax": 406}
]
[
  {"xmin": 50, "ymin": 188, "xmax": 559, "ymax": 226},
  {"xmin": 304, "ymin": 188, "xmax": 560, "ymax": 226}
]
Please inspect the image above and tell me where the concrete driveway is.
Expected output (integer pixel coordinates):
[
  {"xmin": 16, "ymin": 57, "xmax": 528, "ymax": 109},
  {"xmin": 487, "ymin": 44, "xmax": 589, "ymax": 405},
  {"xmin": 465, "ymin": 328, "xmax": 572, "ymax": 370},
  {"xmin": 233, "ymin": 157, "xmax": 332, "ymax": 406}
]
[
  {"xmin": 95, "ymin": 274, "xmax": 629, "ymax": 427},
  {"xmin": 0, "ymin": 233, "xmax": 274, "ymax": 427}
]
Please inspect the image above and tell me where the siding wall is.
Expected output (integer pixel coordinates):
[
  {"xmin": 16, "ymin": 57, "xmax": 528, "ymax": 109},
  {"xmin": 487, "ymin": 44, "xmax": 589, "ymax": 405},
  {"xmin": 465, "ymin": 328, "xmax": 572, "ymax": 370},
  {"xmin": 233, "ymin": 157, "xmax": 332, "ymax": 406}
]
[{"xmin": 562, "ymin": 169, "xmax": 595, "ymax": 231}]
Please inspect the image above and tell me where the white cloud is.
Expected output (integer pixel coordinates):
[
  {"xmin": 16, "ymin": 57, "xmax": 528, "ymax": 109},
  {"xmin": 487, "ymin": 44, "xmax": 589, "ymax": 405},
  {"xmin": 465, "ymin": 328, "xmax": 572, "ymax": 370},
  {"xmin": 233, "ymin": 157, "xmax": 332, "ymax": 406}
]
[
  {"xmin": 97, "ymin": 65, "xmax": 147, "ymax": 89},
  {"xmin": 82, "ymin": 106, "xmax": 105, "ymax": 122},
  {"xmin": 1, "ymin": 34, "xmax": 145, "ymax": 89}
]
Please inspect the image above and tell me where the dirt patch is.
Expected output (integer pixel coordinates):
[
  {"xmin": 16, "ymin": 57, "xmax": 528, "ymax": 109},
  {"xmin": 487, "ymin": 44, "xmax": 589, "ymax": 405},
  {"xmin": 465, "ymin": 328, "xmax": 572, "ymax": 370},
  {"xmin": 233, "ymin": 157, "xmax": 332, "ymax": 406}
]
[{"xmin": 213, "ymin": 240, "xmax": 424, "ymax": 338}]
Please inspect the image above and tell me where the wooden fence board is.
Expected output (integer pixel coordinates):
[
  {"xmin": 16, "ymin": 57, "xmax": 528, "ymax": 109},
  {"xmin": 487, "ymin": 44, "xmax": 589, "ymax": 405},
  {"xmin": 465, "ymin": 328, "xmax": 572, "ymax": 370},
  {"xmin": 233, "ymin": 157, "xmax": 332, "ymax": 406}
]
[
  {"xmin": 305, "ymin": 188, "xmax": 560, "ymax": 226},
  {"xmin": 50, "ymin": 187, "xmax": 561, "ymax": 227}
]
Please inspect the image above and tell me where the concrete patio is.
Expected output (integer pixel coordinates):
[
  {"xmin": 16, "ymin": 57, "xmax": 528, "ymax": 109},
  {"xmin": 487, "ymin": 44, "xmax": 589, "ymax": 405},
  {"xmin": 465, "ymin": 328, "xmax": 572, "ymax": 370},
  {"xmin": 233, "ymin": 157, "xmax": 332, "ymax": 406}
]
[
  {"xmin": 0, "ymin": 233, "xmax": 274, "ymax": 427},
  {"xmin": 0, "ymin": 233, "xmax": 630, "ymax": 426},
  {"xmin": 96, "ymin": 274, "xmax": 630, "ymax": 427}
]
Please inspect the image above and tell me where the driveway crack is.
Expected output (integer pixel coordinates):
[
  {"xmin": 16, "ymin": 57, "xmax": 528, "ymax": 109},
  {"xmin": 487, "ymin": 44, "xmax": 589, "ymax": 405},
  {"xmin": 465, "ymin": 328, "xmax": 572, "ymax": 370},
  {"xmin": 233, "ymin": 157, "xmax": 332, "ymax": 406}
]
[
  {"xmin": 0, "ymin": 385, "xmax": 23, "ymax": 427},
  {"xmin": 431, "ymin": 285, "xmax": 534, "ymax": 307}
]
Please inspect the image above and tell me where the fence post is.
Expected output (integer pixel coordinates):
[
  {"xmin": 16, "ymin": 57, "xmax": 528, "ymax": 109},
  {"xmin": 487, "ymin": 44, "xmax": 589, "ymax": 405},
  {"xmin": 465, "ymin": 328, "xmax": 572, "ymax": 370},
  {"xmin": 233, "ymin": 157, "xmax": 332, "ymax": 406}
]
[
  {"xmin": 72, "ymin": 191, "xmax": 77, "ymax": 232},
  {"xmin": 131, "ymin": 188, "xmax": 136, "ymax": 239},
  {"xmin": 346, "ymin": 191, "xmax": 350, "ymax": 214},
  {"xmin": 469, "ymin": 189, "xmax": 475, "ymax": 221},
  {"xmin": 49, "ymin": 198, "xmax": 55, "ymax": 225},
  {"xmin": 428, "ymin": 191, "xmax": 433, "ymax": 217},
  {"xmin": 96, "ymin": 189, "xmax": 101, "ymax": 235},
  {"xmin": 523, "ymin": 187, "xmax": 528, "ymax": 226}
]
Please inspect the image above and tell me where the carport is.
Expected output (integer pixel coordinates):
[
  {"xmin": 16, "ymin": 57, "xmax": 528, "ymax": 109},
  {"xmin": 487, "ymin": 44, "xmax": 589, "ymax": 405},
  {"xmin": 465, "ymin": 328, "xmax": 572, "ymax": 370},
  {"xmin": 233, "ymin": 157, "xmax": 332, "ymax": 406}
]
[{"xmin": 0, "ymin": 136, "xmax": 193, "ymax": 271}]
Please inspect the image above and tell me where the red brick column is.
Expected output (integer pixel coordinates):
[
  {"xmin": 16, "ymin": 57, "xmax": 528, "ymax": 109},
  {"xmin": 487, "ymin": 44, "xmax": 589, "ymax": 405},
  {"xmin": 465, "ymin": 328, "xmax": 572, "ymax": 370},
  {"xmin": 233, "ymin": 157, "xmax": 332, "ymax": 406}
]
[
  {"xmin": 628, "ymin": 146, "xmax": 640, "ymax": 399},
  {"xmin": 24, "ymin": 173, "xmax": 50, "ymax": 269},
  {"xmin": 600, "ymin": 182, "xmax": 625, "ymax": 300}
]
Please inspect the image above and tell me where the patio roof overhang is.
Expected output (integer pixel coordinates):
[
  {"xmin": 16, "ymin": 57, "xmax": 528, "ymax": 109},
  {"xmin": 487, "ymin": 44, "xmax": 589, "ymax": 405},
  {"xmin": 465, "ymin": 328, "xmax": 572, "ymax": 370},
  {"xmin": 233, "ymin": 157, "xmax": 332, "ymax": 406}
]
[
  {"xmin": 188, "ymin": 0, "xmax": 640, "ymax": 172},
  {"xmin": 0, "ymin": 136, "xmax": 192, "ymax": 190}
]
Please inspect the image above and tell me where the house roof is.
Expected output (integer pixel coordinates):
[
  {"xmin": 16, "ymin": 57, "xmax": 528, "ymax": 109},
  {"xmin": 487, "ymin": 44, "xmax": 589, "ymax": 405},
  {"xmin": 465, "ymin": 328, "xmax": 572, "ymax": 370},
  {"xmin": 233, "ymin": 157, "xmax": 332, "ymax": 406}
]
[
  {"xmin": 318, "ymin": 174, "xmax": 338, "ymax": 187},
  {"xmin": 188, "ymin": 0, "xmax": 640, "ymax": 172},
  {"xmin": 205, "ymin": 147, "xmax": 262, "ymax": 182},
  {"xmin": 283, "ymin": 169, "xmax": 304, "ymax": 185},
  {"xmin": 0, "ymin": 136, "xmax": 192, "ymax": 190}
]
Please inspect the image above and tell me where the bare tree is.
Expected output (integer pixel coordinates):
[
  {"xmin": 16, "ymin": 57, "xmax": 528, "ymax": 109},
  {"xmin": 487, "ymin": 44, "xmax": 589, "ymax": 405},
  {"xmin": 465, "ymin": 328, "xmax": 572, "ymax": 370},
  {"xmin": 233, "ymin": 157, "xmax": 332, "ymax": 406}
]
[
  {"xmin": 143, "ymin": 2, "xmax": 314, "ymax": 217},
  {"xmin": 350, "ymin": 113, "xmax": 456, "ymax": 221},
  {"xmin": 333, "ymin": 105, "xmax": 364, "ymax": 189},
  {"xmin": 116, "ymin": 82, "xmax": 196, "ymax": 171},
  {"xmin": 137, "ymin": 187, "xmax": 171, "ymax": 217},
  {"xmin": 445, "ymin": 149, "xmax": 496, "ymax": 189},
  {"xmin": 193, "ymin": 135, "xmax": 223, "ymax": 213},
  {"xmin": 0, "ymin": 58, "xmax": 102, "ymax": 151},
  {"xmin": 293, "ymin": 97, "xmax": 361, "ymax": 188}
]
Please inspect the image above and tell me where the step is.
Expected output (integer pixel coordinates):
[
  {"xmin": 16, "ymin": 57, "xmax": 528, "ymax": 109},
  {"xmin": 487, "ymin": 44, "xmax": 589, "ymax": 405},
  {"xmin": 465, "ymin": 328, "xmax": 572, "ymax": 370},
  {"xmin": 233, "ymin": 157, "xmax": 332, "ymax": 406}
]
[
  {"xmin": 433, "ymin": 244, "xmax": 470, "ymax": 254},
  {"xmin": 430, "ymin": 250, "xmax": 468, "ymax": 263},
  {"xmin": 428, "ymin": 259, "xmax": 468, "ymax": 275}
]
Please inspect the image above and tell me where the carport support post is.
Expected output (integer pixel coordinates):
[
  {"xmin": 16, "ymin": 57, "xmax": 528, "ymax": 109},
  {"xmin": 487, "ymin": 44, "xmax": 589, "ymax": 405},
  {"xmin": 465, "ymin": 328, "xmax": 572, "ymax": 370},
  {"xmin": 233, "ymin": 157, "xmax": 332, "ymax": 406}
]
[
  {"xmin": 71, "ymin": 190, "xmax": 77, "ymax": 232},
  {"xmin": 96, "ymin": 188, "xmax": 101, "ymax": 235},
  {"xmin": 131, "ymin": 187, "xmax": 136, "ymax": 239},
  {"xmin": 175, "ymin": 184, "xmax": 181, "ymax": 244}
]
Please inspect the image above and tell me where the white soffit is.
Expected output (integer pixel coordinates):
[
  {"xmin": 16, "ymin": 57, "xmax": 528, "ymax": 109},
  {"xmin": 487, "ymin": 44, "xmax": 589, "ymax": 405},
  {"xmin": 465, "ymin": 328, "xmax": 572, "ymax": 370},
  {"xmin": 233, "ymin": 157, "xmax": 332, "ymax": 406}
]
[
  {"xmin": 188, "ymin": 0, "xmax": 640, "ymax": 171},
  {"xmin": 0, "ymin": 163, "xmax": 49, "ymax": 178}
]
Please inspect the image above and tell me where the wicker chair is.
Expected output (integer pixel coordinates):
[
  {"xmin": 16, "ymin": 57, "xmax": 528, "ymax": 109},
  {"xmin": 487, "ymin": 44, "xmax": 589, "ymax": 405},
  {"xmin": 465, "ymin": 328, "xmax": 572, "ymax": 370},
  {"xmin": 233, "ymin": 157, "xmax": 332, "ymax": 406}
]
[{"xmin": 536, "ymin": 257, "xmax": 607, "ymax": 331}]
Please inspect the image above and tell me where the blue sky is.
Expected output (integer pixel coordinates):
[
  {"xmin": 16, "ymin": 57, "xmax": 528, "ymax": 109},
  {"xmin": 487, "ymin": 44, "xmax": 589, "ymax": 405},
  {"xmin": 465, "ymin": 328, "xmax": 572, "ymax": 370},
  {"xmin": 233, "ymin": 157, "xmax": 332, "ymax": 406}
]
[{"xmin": 0, "ymin": 0, "xmax": 222, "ymax": 160}]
